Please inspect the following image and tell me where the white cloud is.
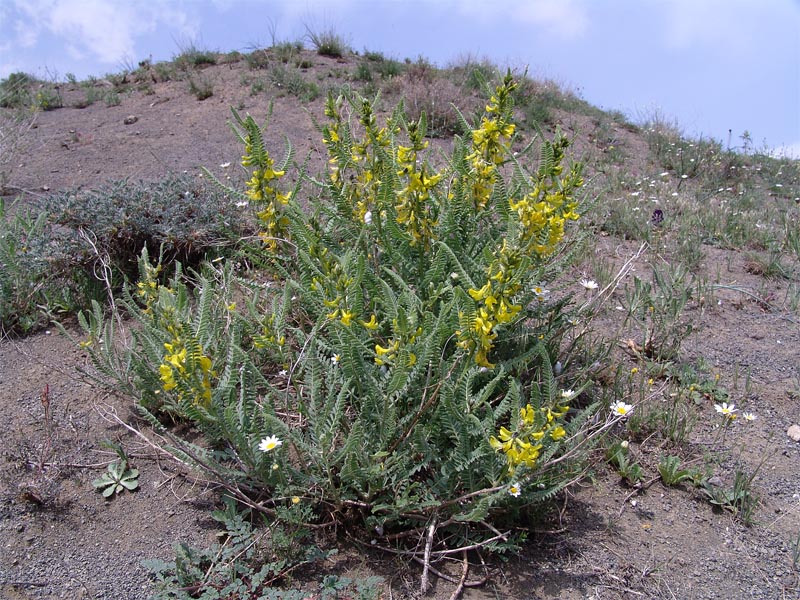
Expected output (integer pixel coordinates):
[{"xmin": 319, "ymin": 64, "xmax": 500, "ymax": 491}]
[
  {"xmin": 7, "ymin": 0, "xmax": 198, "ymax": 67},
  {"xmin": 660, "ymin": 0, "xmax": 800, "ymax": 53},
  {"xmin": 514, "ymin": 0, "xmax": 589, "ymax": 38},
  {"xmin": 454, "ymin": 0, "xmax": 589, "ymax": 39},
  {"xmin": 279, "ymin": 0, "xmax": 590, "ymax": 40},
  {"xmin": 50, "ymin": 0, "xmax": 138, "ymax": 61},
  {"xmin": 13, "ymin": 17, "xmax": 39, "ymax": 48}
]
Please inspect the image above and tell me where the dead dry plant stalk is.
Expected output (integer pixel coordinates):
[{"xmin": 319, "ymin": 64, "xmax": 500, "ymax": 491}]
[
  {"xmin": 0, "ymin": 109, "xmax": 37, "ymax": 193},
  {"xmin": 38, "ymin": 383, "xmax": 53, "ymax": 474},
  {"xmin": 577, "ymin": 241, "xmax": 648, "ymax": 317},
  {"xmin": 78, "ymin": 228, "xmax": 126, "ymax": 333},
  {"xmin": 420, "ymin": 517, "xmax": 437, "ymax": 595}
]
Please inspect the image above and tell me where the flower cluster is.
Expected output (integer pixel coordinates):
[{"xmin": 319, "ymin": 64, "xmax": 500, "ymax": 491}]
[
  {"xmin": 253, "ymin": 313, "xmax": 286, "ymax": 350},
  {"xmin": 454, "ymin": 82, "xmax": 582, "ymax": 367},
  {"xmin": 374, "ymin": 319, "xmax": 421, "ymax": 367},
  {"xmin": 489, "ymin": 400, "xmax": 570, "ymax": 475},
  {"xmin": 135, "ymin": 261, "xmax": 163, "ymax": 310},
  {"xmin": 324, "ymin": 94, "xmax": 392, "ymax": 224},
  {"xmin": 157, "ymin": 320, "xmax": 215, "ymax": 407},
  {"xmin": 508, "ymin": 132, "xmax": 582, "ymax": 257},
  {"xmin": 307, "ymin": 246, "xmax": 359, "ymax": 328},
  {"xmin": 135, "ymin": 261, "xmax": 215, "ymax": 406},
  {"xmin": 156, "ymin": 296, "xmax": 216, "ymax": 407},
  {"xmin": 460, "ymin": 241, "xmax": 523, "ymax": 367},
  {"xmin": 394, "ymin": 120, "xmax": 442, "ymax": 250},
  {"xmin": 242, "ymin": 126, "xmax": 291, "ymax": 251},
  {"xmin": 463, "ymin": 74, "xmax": 517, "ymax": 211}
]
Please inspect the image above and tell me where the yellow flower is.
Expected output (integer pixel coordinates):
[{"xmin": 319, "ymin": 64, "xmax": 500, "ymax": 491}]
[
  {"xmin": 166, "ymin": 348, "xmax": 187, "ymax": 371},
  {"xmin": 375, "ymin": 343, "xmax": 393, "ymax": 357},
  {"xmin": 520, "ymin": 404, "xmax": 536, "ymax": 426},
  {"xmin": 468, "ymin": 282, "xmax": 492, "ymax": 302},
  {"xmin": 340, "ymin": 310, "xmax": 354, "ymax": 327},
  {"xmin": 159, "ymin": 364, "xmax": 177, "ymax": 391},
  {"xmin": 550, "ymin": 426, "xmax": 566, "ymax": 441},
  {"xmin": 489, "ymin": 426, "xmax": 515, "ymax": 452},
  {"xmin": 359, "ymin": 314, "xmax": 379, "ymax": 330},
  {"xmin": 198, "ymin": 355, "xmax": 212, "ymax": 373}
]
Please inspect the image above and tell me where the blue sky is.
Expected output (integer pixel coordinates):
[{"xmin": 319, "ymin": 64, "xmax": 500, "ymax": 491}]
[{"xmin": 1, "ymin": 0, "xmax": 798, "ymax": 156}]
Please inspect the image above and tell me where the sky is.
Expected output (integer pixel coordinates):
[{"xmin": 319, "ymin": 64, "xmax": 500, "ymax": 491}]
[{"xmin": 1, "ymin": 0, "xmax": 799, "ymax": 156}]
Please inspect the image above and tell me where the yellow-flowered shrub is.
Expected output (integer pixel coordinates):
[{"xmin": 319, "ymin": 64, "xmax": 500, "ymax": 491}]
[{"xmin": 83, "ymin": 71, "xmax": 608, "ymax": 565}]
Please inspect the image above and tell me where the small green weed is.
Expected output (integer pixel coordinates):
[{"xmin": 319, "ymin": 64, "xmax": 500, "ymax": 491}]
[
  {"xmin": 744, "ymin": 250, "xmax": 794, "ymax": 279},
  {"xmin": 656, "ymin": 393, "xmax": 696, "ymax": 444},
  {"xmin": 189, "ymin": 75, "xmax": 214, "ymax": 100},
  {"xmin": 0, "ymin": 198, "xmax": 88, "ymax": 333},
  {"xmin": 271, "ymin": 41, "xmax": 303, "ymax": 64},
  {"xmin": 701, "ymin": 468, "xmax": 759, "ymax": 525},
  {"xmin": 104, "ymin": 90, "xmax": 121, "ymax": 106},
  {"xmin": 249, "ymin": 77, "xmax": 267, "ymax": 96},
  {"xmin": 354, "ymin": 61, "xmax": 372, "ymax": 82},
  {"xmin": 153, "ymin": 62, "xmax": 175, "ymax": 82},
  {"xmin": 144, "ymin": 495, "xmax": 382, "ymax": 599},
  {"xmin": 92, "ymin": 441, "xmax": 139, "ymax": 497},
  {"xmin": 658, "ymin": 455, "xmax": 693, "ymax": 486},
  {"xmin": 73, "ymin": 86, "xmax": 101, "ymax": 108},
  {"xmin": 246, "ymin": 48, "xmax": 271, "ymax": 69},
  {"xmin": 42, "ymin": 174, "xmax": 243, "ymax": 283},
  {"xmin": 174, "ymin": 45, "xmax": 217, "ymax": 70},
  {"xmin": 92, "ymin": 459, "xmax": 139, "ymax": 497},
  {"xmin": 305, "ymin": 24, "xmax": 348, "ymax": 58},
  {"xmin": 622, "ymin": 261, "xmax": 696, "ymax": 360},
  {"xmin": 34, "ymin": 87, "xmax": 62, "ymax": 111},
  {"xmin": 607, "ymin": 441, "xmax": 644, "ymax": 485},
  {"xmin": 0, "ymin": 72, "xmax": 34, "ymax": 108},
  {"xmin": 448, "ymin": 54, "xmax": 498, "ymax": 91},
  {"xmin": 269, "ymin": 65, "xmax": 319, "ymax": 101}
]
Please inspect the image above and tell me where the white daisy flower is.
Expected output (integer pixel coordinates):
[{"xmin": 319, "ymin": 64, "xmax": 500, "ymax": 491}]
[
  {"xmin": 258, "ymin": 435, "xmax": 282, "ymax": 453},
  {"xmin": 610, "ymin": 401, "xmax": 634, "ymax": 417},
  {"xmin": 532, "ymin": 285, "xmax": 550, "ymax": 301},
  {"xmin": 714, "ymin": 402, "xmax": 737, "ymax": 418}
]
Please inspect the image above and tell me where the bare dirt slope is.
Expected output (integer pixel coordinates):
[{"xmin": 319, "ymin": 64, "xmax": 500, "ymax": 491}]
[{"xmin": 1, "ymin": 51, "xmax": 799, "ymax": 599}]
